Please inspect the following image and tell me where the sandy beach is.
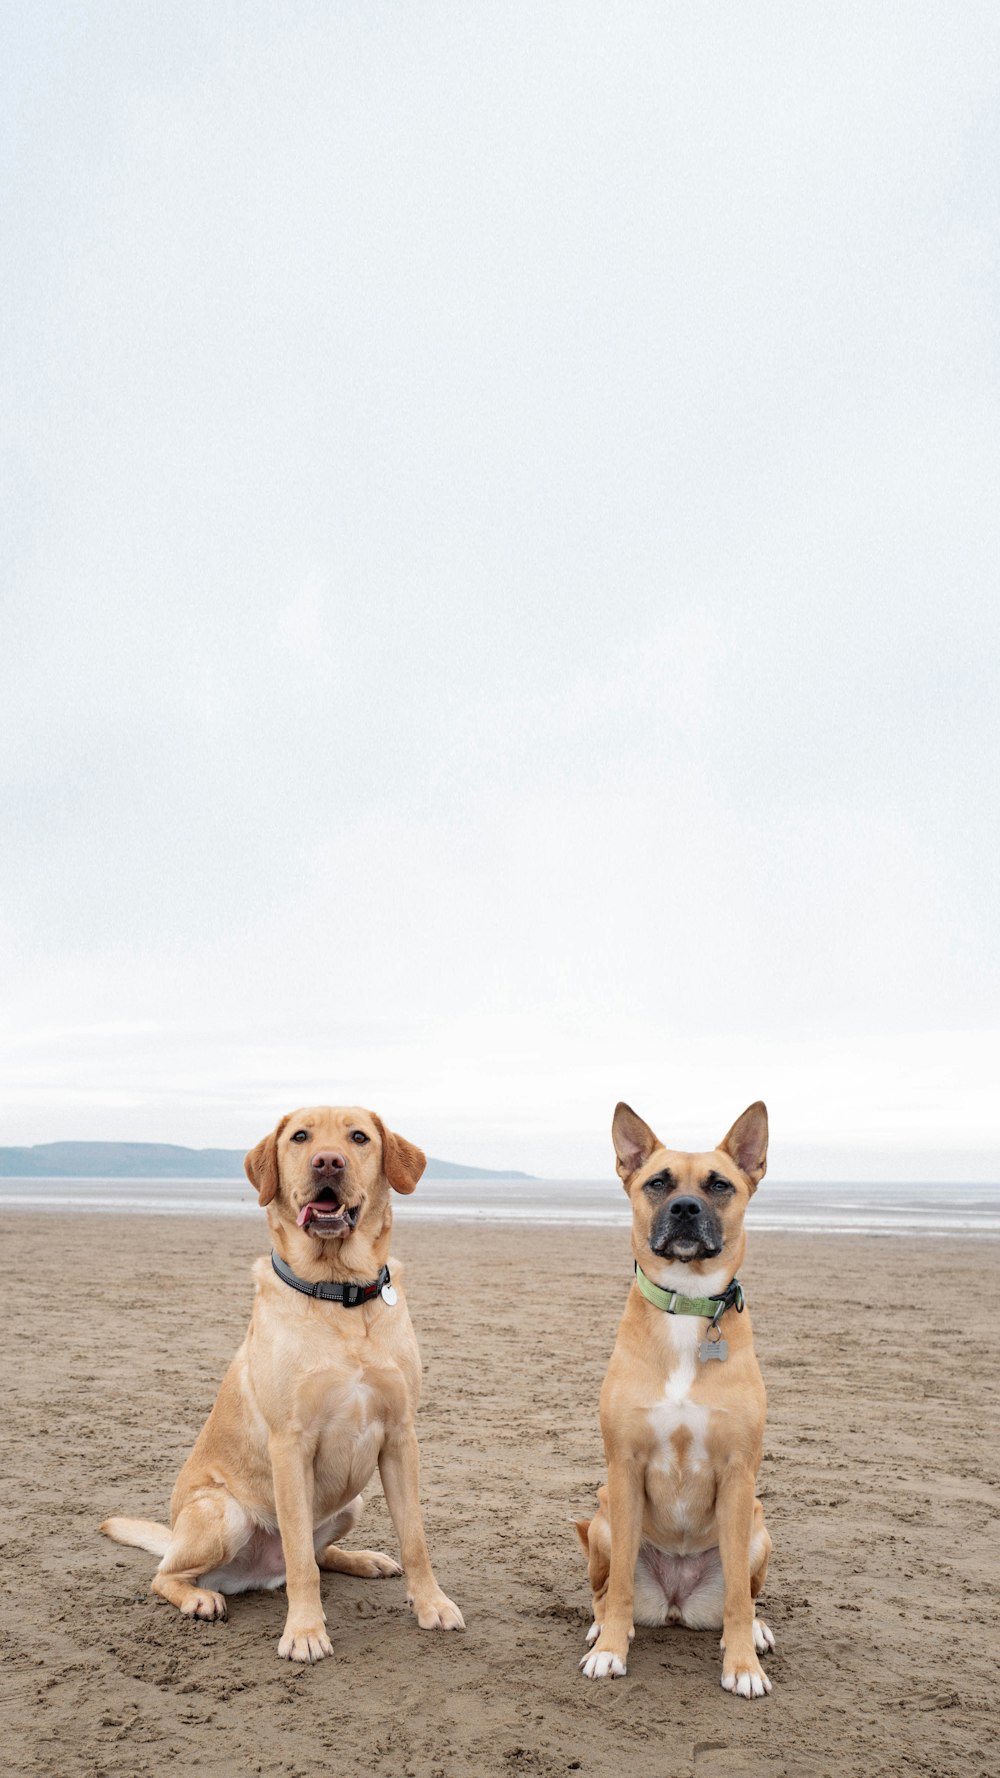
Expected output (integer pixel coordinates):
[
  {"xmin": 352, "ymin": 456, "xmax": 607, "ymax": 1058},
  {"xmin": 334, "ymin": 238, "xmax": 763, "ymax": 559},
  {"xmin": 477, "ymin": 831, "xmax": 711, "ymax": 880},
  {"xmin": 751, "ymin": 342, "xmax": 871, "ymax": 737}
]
[{"xmin": 1, "ymin": 1210, "xmax": 997, "ymax": 1778}]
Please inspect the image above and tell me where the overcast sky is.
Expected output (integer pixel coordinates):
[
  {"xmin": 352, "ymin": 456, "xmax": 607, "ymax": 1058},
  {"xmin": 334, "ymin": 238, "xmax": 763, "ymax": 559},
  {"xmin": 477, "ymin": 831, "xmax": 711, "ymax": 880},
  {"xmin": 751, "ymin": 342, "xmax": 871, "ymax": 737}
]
[{"xmin": 2, "ymin": 4, "xmax": 999, "ymax": 1180}]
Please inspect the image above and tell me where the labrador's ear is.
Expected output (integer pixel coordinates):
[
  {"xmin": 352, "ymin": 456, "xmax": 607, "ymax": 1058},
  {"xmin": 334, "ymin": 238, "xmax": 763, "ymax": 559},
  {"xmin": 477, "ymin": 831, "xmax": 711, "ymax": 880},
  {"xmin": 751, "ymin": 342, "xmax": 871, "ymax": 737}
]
[
  {"xmin": 612, "ymin": 1102, "xmax": 661, "ymax": 1186},
  {"xmin": 718, "ymin": 1101, "xmax": 768, "ymax": 1192},
  {"xmin": 244, "ymin": 1116, "xmax": 290, "ymax": 1207},
  {"xmin": 372, "ymin": 1114, "xmax": 426, "ymax": 1194}
]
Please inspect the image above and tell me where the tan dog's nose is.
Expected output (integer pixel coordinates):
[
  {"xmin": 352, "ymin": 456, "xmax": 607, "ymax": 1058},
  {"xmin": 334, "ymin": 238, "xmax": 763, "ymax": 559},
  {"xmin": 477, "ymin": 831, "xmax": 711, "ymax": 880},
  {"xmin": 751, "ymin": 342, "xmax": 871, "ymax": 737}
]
[
  {"xmin": 310, "ymin": 1150, "xmax": 347, "ymax": 1178},
  {"xmin": 669, "ymin": 1196, "xmax": 703, "ymax": 1221}
]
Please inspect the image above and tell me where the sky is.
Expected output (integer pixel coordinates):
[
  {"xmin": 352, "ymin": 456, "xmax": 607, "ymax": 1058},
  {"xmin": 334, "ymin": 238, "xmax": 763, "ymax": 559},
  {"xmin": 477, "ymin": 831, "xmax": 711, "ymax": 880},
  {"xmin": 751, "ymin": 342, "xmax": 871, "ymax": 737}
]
[{"xmin": 2, "ymin": 3, "xmax": 999, "ymax": 1181}]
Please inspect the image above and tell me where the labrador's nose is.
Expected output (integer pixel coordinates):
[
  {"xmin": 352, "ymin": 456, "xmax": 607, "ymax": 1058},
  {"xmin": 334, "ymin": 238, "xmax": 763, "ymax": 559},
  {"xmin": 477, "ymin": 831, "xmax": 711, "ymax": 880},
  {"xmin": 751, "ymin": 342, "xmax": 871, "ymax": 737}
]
[
  {"xmin": 310, "ymin": 1150, "xmax": 347, "ymax": 1178},
  {"xmin": 669, "ymin": 1195, "xmax": 703, "ymax": 1221}
]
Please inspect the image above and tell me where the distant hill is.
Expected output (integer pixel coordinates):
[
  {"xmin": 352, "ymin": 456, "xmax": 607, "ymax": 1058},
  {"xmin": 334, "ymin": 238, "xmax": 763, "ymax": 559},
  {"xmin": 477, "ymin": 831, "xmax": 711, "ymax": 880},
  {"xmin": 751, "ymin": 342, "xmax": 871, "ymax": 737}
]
[{"xmin": 0, "ymin": 1141, "xmax": 533, "ymax": 1181}]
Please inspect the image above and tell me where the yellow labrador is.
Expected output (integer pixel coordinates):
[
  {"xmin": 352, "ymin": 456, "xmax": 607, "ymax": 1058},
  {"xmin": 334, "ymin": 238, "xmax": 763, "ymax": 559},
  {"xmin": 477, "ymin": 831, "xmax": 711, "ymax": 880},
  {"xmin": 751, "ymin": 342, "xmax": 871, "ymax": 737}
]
[{"xmin": 102, "ymin": 1106, "xmax": 464, "ymax": 1661}]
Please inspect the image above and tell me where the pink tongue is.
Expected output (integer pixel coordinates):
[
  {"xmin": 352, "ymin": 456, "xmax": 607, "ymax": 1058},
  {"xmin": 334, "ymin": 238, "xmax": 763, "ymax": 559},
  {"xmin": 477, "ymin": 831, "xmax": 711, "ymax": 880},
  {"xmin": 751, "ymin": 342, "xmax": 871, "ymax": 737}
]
[{"xmin": 297, "ymin": 1202, "xmax": 344, "ymax": 1227}]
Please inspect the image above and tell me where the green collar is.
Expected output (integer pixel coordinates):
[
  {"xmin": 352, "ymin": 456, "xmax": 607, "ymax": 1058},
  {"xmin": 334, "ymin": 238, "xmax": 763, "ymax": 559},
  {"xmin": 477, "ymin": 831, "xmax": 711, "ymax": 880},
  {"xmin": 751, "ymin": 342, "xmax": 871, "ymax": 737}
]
[{"xmin": 634, "ymin": 1262, "xmax": 745, "ymax": 1322}]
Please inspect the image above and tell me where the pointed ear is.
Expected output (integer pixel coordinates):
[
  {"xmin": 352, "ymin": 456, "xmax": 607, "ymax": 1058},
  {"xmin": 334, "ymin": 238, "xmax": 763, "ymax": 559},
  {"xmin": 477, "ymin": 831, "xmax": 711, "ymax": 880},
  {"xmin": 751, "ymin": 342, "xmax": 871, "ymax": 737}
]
[
  {"xmin": 719, "ymin": 1101, "xmax": 768, "ymax": 1191},
  {"xmin": 612, "ymin": 1102, "xmax": 661, "ymax": 1185},
  {"xmin": 372, "ymin": 1114, "xmax": 426, "ymax": 1195},
  {"xmin": 244, "ymin": 1115, "xmax": 290, "ymax": 1207}
]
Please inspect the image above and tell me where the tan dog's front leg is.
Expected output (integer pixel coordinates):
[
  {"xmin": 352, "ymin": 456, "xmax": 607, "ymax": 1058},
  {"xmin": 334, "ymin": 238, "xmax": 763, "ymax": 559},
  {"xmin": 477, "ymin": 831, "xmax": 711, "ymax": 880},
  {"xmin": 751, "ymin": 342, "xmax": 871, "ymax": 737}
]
[
  {"xmin": 270, "ymin": 1433, "xmax": 333, "ymax": 1663},
  {"xmin": 377, "ymin": 1428, "xmax": 464, "ymax": 1630},
  {"xmin": 717, "ymin": 1463, "xmax": 772, "ymax": 1699},
  {"xmin": 580, "ymin": 1455, "xmax": 643, "ymax": 1678}
]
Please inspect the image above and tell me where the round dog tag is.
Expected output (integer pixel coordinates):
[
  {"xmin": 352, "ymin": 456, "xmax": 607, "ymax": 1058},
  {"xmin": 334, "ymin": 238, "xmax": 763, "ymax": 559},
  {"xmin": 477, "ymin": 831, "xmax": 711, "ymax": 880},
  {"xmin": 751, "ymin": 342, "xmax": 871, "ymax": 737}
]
[{"xmin": 381, "ymin": 1283, "xmax": 398, "ymax": 1306}]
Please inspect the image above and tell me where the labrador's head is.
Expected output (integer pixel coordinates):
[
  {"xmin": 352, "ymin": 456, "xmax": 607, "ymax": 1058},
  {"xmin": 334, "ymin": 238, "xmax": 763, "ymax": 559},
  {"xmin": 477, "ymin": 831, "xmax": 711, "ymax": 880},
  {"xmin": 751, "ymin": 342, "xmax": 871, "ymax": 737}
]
[
  {"xmin": 244, "ymin": 1106, "xmax": 425, "ymax": 1265},
  {"xmin": 611, "ymin": 1101, "xmax": 768, "ymax": 1276}
]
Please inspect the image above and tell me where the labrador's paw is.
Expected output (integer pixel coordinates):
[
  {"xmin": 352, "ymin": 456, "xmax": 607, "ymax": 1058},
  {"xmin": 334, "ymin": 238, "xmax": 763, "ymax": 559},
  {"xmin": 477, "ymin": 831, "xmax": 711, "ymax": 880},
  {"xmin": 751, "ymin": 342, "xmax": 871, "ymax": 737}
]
[
  {"xmin": 753, "ymin": 1616, "xmax": 775, "ymax": 1655},
  {"xmin": 408, "ymin": 1590, "xmax": 465, "ymax": 1630},
  {"xmin": 359, "ymin": 1550, "xmax": 402, "ymax": 1578},
  {"xmin": 278, "ymin": 1620, "xmax": 334, "ymax": 1663},
  {"xmin": 180, "ymin": 1588, "xmax": 227, "ymax": 1621},
  {"xmin": 318, "ymin": 1545, "xmax": 402, "ymax": 1579}
]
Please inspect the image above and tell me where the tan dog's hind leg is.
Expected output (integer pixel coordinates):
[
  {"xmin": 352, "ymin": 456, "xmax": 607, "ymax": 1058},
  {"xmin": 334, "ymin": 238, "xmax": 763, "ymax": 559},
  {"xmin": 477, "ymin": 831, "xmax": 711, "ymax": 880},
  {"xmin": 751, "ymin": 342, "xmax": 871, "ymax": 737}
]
[
  {"xmin": 575, "ymin": 1506, "xmax": 611, "ymax": 1646},
  {"xmin": 378, "ymin": 1427, "xmax": 464, "ymax": 1630},
  {"xmin": 580, "ymin": 1460, "xmax": 642, "ymax": 1678},
  {"xmin": 717, "ymin": 1470, "xmax": 772, "ymax": 1698},
  {"xmin": 748, "ymin": 1498, "xmax": 775, "ymax": 1656},
  {"xmin": 150, "ymin": 1495, "xmax": 244, "ymax": 1622}
]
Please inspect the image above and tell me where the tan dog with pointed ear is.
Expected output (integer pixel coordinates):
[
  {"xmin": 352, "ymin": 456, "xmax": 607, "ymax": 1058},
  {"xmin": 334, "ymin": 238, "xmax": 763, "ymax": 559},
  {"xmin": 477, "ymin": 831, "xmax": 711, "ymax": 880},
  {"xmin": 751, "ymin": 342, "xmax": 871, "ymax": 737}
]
[
  {"xmin": 102, "ymin": 1106, "xmax": 463, "ymax": 1662},
  {"xmin": 578, "ymin": 1101, "xmax": 775, "ymax": 1699}
]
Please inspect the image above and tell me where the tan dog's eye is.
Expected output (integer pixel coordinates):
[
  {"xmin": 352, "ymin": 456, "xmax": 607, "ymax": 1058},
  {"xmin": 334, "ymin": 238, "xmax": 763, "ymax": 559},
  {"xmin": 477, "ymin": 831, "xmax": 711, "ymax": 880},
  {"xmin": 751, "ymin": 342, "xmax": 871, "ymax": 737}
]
[
  {"xmin": 706, "ymin": 1174, "xmax": 734, "ymax": 1194},
  {"xmin": 642, "ymin": 1173, "xmax": 672, "ymax": 1194},
  {"xmin": 290, "ymin": 1130, "xmax": 309, "ymax": 1143},
  {"xmin": 350, "ymin": 1130, "xmax": 369, "ymax": 1145}
]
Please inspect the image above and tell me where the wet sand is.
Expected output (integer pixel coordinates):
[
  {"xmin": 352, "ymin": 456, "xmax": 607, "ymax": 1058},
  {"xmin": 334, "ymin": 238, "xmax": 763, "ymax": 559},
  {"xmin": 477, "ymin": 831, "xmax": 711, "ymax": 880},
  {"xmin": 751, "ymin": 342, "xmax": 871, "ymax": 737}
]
[{"xmin": 1, "ymin": 1213, "xmax": 997, "ymax": 1778}]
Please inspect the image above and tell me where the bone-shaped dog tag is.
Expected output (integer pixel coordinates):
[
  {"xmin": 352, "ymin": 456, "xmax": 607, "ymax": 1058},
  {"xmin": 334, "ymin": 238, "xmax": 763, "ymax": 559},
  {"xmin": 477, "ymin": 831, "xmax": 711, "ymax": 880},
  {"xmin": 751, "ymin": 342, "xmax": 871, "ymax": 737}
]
[{"xmin": 699, "ymin": 1339, "xmax": 728, "ymax": 1362}]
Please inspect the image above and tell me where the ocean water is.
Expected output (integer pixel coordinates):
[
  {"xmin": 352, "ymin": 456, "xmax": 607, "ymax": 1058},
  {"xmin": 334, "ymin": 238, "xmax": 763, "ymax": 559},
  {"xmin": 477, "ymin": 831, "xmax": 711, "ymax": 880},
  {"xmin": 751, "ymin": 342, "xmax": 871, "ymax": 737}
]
[{"xmin": 1, "ymin": 1175, "xmax": 998, "ymax": 1236}]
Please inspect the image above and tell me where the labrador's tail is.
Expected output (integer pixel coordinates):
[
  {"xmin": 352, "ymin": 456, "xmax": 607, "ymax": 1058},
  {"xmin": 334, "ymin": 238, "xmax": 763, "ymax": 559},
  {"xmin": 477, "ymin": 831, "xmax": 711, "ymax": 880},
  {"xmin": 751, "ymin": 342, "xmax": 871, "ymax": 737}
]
[{"xmin": 100, "ymin": 1516, "xmax": 171, "ymax": 1556}]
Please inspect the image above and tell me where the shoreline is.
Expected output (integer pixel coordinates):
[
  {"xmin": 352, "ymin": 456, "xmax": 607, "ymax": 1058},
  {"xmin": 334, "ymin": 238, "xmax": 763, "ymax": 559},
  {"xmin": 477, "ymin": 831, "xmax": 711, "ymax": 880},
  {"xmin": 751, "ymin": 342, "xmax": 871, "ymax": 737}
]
[
  {"xmin": 1, "ymin": 1198, "xmax": 996, "ymax": 1235},
  {"xmin": 3, "ymin": 1175, "xmax": 999, "ymax": 1238}
]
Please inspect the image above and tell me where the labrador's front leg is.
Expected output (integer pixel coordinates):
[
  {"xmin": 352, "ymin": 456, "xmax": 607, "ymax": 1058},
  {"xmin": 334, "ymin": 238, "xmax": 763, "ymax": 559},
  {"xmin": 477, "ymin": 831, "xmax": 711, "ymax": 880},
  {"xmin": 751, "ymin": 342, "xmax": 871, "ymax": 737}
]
[
  {"xmin": 270, "ymin": 1432, "xmax": 333, "ymax": 1662},
  {"xmin": 378, "ymin": 1426, "xmax": 464, "ymax": 1630}
]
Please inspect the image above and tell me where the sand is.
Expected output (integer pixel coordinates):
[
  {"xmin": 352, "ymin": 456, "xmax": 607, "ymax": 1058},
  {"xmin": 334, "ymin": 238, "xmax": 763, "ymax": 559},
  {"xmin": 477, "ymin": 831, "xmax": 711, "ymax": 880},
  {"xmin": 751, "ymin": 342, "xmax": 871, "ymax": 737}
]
[{"xmin": 1, "ymin": 1212, "xmax": 997, "ymax": 1778}]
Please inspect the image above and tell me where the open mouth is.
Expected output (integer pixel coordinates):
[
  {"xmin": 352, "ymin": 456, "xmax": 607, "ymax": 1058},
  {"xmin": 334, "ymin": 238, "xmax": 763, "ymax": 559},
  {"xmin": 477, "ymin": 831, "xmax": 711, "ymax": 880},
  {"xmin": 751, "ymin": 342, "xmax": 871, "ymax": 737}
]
[{"xmin": 296, "ymin": 1190, "xmax": 361, "ymax": 1238}]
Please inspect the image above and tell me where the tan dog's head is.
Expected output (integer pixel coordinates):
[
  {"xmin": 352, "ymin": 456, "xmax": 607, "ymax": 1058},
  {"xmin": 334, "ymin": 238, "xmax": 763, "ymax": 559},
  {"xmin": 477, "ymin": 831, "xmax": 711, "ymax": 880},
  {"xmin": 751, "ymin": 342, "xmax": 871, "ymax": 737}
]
[
  {"xmin": 612, "ymin": 1100, "xmax": 768, "ymax": 1275},
  {"xmin": 244, "ymin": 1106, "xmax": 425, "ymax": 1268}
]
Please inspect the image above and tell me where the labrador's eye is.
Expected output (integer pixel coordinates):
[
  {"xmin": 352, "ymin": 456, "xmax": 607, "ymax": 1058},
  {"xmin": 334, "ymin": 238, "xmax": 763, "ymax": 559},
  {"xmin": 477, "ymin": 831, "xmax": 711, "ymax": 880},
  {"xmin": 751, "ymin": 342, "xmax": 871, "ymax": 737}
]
[
  {"xmin": 350, "ymin": 1130, "xmax": 370, "ymax": 1145},
  {"xmin": 290, "ymin": 1130, "xmax": 309, "ymax": 1143}
]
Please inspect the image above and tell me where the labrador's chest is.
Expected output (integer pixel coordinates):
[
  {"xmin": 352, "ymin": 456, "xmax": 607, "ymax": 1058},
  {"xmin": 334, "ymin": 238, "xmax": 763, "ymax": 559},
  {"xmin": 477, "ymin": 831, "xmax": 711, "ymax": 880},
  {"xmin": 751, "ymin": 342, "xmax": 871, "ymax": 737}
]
[
  {"xmin": 249, "ymin": 1292, "xmax": 421, "ymax": 1508},
  {"xmin": 293, "ymin": 1335, "xmax": 416, "ymax": 1514},
  {"xmin": 311, "ymin": 1369, "xmax": 386, "ymax": 1505}
]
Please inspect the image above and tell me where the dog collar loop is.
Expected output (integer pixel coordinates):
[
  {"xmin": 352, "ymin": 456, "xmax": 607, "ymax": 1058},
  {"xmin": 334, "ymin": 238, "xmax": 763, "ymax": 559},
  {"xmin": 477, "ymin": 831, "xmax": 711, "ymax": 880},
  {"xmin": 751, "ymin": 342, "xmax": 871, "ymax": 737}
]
[
  {"xmin": 271, "ymin": 1251, "xmax": 392, "ymax": 1308},
  {"xmin": 634, "ymin": 1262, "xmax": 745, "ymax": 1321}
]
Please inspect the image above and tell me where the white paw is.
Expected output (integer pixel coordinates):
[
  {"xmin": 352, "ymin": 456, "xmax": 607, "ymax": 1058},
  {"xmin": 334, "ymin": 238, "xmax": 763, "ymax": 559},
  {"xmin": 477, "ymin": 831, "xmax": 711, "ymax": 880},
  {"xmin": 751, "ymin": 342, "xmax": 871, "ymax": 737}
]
[
  {"xmin": 580, "ymin": 1648, "xmax": 627, "ymax": 1679},
  {"xmin": 585, "ymin": 1621, "xmax": 601, "ymax": 1644},
  {"xmin": 721, "ymin": 1664, "xmax": 772, "ymax": 1698},
  {"xmin": 753, "ymin": 1617, "xmax": 775, "ymax": 1654}
]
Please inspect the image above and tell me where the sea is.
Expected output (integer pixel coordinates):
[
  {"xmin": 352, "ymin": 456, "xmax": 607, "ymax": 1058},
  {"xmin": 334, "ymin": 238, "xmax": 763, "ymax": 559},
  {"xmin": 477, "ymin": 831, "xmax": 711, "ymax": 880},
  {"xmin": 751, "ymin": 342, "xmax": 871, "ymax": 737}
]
[{"xmin": 1, "ymin": 1176, "xmax": 998, "ymax": 1237}]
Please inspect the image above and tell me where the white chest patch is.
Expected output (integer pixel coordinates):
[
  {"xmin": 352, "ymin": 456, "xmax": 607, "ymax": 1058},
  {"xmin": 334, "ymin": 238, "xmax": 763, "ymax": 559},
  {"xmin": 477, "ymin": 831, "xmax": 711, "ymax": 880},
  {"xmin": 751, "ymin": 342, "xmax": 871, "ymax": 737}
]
[{"xmin": 648, "ymin": 1316, "xmax": 711, "ymax": 1468}]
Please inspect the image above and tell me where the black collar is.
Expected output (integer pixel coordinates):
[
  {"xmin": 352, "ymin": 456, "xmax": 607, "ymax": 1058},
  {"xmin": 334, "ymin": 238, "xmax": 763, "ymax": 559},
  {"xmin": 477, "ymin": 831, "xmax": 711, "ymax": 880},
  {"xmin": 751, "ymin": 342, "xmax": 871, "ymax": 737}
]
[{"xmin": 271, "ymin": 1251, "xmax": 392, "ymax": 1307}]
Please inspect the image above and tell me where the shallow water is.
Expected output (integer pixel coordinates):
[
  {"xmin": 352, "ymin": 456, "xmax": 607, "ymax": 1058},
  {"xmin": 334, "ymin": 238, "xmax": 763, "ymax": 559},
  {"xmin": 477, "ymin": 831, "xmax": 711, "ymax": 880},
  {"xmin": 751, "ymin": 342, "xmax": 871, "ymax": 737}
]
[{"xmin": 1, "ymin": 1174, "xmax": 997, "ymax": 1236}]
